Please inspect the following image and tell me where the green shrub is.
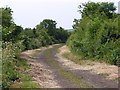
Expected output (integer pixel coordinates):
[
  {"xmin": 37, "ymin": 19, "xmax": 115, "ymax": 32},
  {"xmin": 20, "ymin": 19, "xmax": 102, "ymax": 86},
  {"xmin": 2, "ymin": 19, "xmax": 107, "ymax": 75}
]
[
  {"xmin": 2, "ymin": 42, "xmax": 21, "ymax": 88},
  {"xmin": 67, "ymin": 2, "xmax": 120, "ymax": 65}
]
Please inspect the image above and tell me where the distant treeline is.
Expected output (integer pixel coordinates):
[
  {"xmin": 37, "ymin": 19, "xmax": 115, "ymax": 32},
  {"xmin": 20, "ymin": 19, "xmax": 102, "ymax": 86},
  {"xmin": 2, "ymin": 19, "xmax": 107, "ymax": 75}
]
[
  {"xmin": 67, "ymin": 2, "xmax": 120, "ymax": 65},
  {"xmin": 2, "ymin": 7, "xmax": 70, "ymax": 50}
]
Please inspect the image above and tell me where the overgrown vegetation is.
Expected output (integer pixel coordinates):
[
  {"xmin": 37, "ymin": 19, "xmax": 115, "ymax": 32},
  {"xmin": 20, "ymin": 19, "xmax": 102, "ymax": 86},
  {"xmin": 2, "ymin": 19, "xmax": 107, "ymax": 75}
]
[
  {"xmin": 1, "ymin": 7, "xmax": 69, "ymax": 88},
  {"xmin": 67, "ymin": 2, "xmax": 120, "ymax": 65},
  {"xmin": 1, "ymin": 1, "xmax": 120, "ymax": 88}
]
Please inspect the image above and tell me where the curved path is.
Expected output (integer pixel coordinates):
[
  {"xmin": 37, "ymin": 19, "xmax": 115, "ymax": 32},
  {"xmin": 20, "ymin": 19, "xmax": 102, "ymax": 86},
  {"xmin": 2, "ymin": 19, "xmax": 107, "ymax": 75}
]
[
  {"xmin": 22, "ymin": 44, "xmax": 118, "ymax": 89},
  {"xmin": 36, "ymin": 44, "xmax": 118, "ymax": 88}
]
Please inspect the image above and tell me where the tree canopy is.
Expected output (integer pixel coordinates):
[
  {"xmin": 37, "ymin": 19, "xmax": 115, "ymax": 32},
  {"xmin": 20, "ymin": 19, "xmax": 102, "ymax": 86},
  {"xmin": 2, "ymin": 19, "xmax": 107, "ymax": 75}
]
[
  {"xmin": 1, "ymin": 7, "xmax": 70, "ymax": 88},
  {"xmin": 67, "ymin": 2, "xmax": 120, "ymax": 65}
]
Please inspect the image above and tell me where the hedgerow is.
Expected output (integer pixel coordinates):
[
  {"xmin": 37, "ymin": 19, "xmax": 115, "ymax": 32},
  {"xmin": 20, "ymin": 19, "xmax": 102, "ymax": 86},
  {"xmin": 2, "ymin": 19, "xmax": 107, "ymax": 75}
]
[{"xmin": 67, "ymin": 2, "xmax": 120, "ymax": 65}]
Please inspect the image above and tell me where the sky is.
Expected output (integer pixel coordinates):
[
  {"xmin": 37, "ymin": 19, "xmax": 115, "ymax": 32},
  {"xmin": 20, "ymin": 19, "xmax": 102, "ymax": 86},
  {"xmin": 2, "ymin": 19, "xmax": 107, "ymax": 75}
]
[{"xmin": 0, "ymin": 0, "xmax": 119, "ymax": 29}]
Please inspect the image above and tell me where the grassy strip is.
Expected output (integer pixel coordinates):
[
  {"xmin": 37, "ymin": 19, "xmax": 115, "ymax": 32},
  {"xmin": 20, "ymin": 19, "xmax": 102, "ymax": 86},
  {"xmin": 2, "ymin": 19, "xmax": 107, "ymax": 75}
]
[
  {"xmin": 63, "ymin": 52, "xmax": 95, "ymax": 66},
  {"xmin": 62, "ymin": 51, "xmax": 120, "ymax": 80},
  {"xmin": 17, "ymin": 81, "xmax": 39, "ymax": 88},
  {"xmin": 29, "ymin": 49, "xmax": 42, "ymax": 58},
  {"xmin": 11, "ymin": 74, "xmax": 39, "ymax": 88},
  {"xmin": 59, "ymin": 69, "xmax": 92, "ymax": 88},
  {"xmin": 43, "ymin": 45, "xmax": 92, "ymax": 88},
  {"xmin": 10, "ymin": 58, "xmax": 40, "ymax": 88}
]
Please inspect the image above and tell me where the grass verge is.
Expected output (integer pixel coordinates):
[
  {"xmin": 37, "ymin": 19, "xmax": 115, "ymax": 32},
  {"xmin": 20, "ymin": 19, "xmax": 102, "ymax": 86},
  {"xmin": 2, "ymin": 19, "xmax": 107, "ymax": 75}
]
[
  {"xmin": 11, "ymin": 81, "xmax": 40, "ymax": 88},
  {"xmin": 10, "ymin": 58, "xmax": 40, "ymax": 88},
  {"xmin": 59, "ymin": 69, "xmax": 92, "ymax": 88},
  {"xmin": 42, "ymin": 44, "xmax": 92, "ymax": 88},
  {"xmin": 62, "ymin": 52, "xmax": 95, "ymax": 66}
]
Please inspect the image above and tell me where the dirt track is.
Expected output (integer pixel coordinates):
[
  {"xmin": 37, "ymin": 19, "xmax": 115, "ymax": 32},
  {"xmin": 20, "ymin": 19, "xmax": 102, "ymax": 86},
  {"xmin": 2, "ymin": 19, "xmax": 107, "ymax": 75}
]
[{"xmin": 21, "ymin": 44, "xmax": 119, "ymax": 88}]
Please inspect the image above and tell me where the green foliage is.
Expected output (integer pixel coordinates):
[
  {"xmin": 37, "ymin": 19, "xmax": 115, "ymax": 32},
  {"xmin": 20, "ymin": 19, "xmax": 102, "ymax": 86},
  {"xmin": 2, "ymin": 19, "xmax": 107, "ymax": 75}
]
[
  {"xmin": 1, "ymin": 7, "xmax": 69, "ymax": 88},
  {"xmin": 1, "ymin": 6, "xmax": 69, "ymax": 54},
  {"xmin": 18, "ymin": 81, "xmax": 40, "ymax": 88},
  {"xmin": 79, "ymin": 2, "xmax": 116, "ymax": 19},
  {"xmin": 18, "ymin": 19, "xmax": 69, "ymax": 50},
  {"xmin": 54, "ymin": 27, "xmax": 69, "ymax": 43},
  {"xmin": 2, "ymin": 24, "xmax": 15, "ymax": 42},
  {"xmin": 40, "ymin": 19, "xmax": 56, "ymax": 36},
  {"xmin": 67, "ymin": 2, "xmax": 120, "ymax": 65},
  {"xmin": 36, "ymin": 19, "xmax": 69, "ymax": 44},
  {"xmin": 2, "ymin": 7, "xmax": 13, "ymax": 28},
  {"xmin": 10, "ymin": 73, "xmax": 40, "ymax": 88},
  {"xmin": 2, "ymin": 42, "xmax": 21, "ymax": 88}
]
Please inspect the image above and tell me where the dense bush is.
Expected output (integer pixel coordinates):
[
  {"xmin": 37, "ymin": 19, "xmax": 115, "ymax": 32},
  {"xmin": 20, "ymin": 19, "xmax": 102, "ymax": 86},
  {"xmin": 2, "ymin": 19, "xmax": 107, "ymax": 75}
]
[
  {"xmin": 67, "ymin": 2, "xmax": 120, "ymax": 65},
  {"xmin": 2, "ymin": 42, "xmax": 22, "ymax": 88},
  {"xmin": 1, "ymin": 7, "xmax": 69, "ymax": 88}
]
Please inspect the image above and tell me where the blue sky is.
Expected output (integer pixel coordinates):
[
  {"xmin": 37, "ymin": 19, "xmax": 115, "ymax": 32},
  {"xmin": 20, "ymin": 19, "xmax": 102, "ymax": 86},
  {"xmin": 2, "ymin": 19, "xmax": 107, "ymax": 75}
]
[{"xmin": 0, "ymin": 0, "xmax": 119, "ymax": 29}]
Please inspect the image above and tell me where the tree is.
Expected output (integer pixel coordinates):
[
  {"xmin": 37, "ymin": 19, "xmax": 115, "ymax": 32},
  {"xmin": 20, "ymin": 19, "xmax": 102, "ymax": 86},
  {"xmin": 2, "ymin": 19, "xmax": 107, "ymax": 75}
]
[
  {"xmin": 55, "ymin": 27, "xmax": 69, "ymax": 43},
  {"xmin": 2, "ymin": 7, "xmax": 13, "ymax": 28},
  {"xmin": 2, "ymin": 7, "xmax": 15, "ymax": 42},
  {"xmin": 9, "ymin": 25, "xmax": 23, "ymax": 42},
  {"xmin": 40, "ymin": 19, "xmax": 57, "ymax": 36},
  {"xmin": 78, "ymin": 2, "xmax": 116, "ymax": 19},
  {"xmin": 67, "ymin": 2, "xmax": 120, "ymax": 65},
  {"xmin": 36, "ymin": 19, "xmax": 69, "ymax": 44},
  {"xmin": 72, "ymin": 19, "xmax": 80, "ymax": 29}
]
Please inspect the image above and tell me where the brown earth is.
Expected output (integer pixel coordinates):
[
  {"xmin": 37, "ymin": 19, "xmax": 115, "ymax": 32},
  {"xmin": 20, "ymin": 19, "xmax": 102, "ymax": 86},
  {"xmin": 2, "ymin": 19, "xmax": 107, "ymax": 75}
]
[
  {"xmin": 59, "ymin": 45, "xmax": 119, "ymax": 80},
  {"xmin": 20, "ymin": 44, "xmax": 119, "ymax": 89}
]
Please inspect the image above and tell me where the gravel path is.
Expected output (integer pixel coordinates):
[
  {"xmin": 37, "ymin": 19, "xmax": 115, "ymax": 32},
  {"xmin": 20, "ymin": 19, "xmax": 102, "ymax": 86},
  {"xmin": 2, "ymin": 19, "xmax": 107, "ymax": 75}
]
[{"xmin": 21, "ymin": 44, "xmax": 119, "ymax": 89}]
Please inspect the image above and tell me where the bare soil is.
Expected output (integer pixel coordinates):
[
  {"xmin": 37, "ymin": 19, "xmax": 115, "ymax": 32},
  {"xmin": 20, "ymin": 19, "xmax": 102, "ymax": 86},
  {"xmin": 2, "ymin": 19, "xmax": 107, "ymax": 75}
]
[
  {"xmin": 20, "ymin": 44, "xmax": 119, "ymax": 88},
  {"xmin": 59, "ymin": 45, "xmax": 119, "ymax": 80},
  {"xmin": 20, "ymin": 45, "xmax": 61, "ymax": 88}
]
